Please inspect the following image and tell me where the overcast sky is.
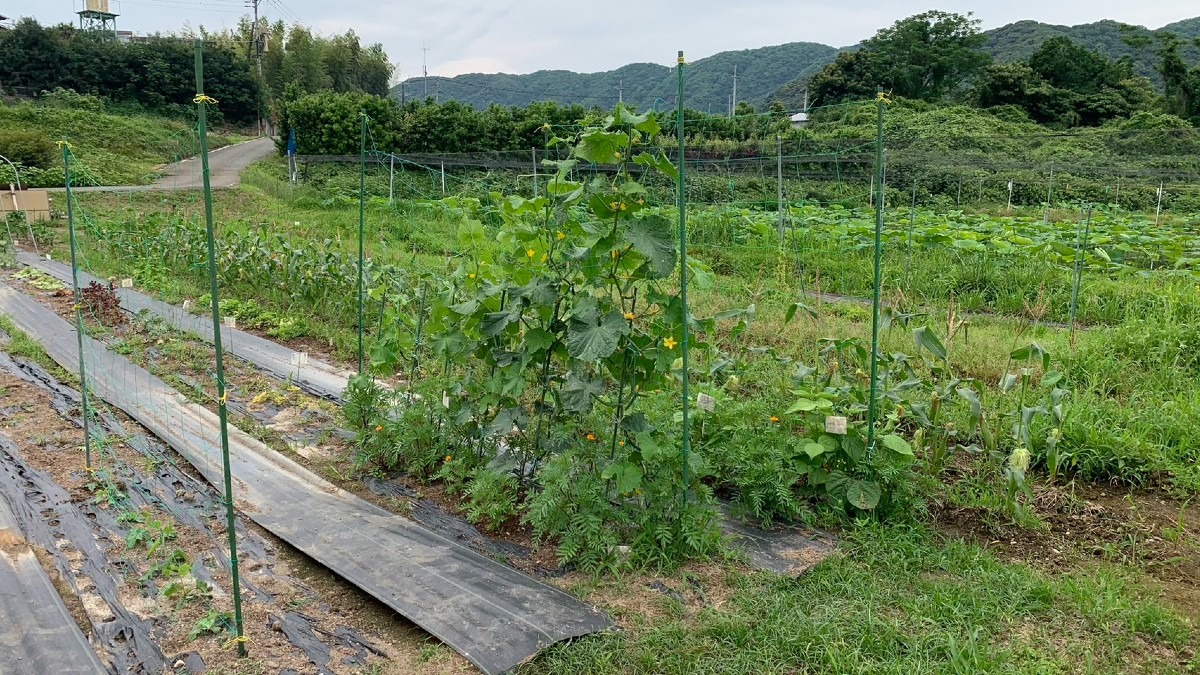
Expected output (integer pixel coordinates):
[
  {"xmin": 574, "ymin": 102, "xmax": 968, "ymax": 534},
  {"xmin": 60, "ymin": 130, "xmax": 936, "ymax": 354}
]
[{"xmin": 8, "ymin": 1, "xmax": 1195, "ymax": 78}]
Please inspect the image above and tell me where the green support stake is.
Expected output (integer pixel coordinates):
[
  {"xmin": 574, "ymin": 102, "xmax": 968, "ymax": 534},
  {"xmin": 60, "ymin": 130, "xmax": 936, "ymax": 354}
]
[
  {"xmin": 676, "ymin": 51, "xmax": 691, "ymax": 501},
  {"xmin": 1068, "ymin": 204, "xmax": 1093, "ymax": 348},
  {"xmin": 194, "ymin": 39, "xmax": 247, "ymax": 657},
  {"xmin": 866, "ymin": 91, "xmax": 887, "ymax": 454},
  {"xmin": 358, "ymin": 113, "xmax": 367, "ymax": 374},
  {"xmin": 62, "ymin": 143, "xmax": 94, "ymax": 471}
]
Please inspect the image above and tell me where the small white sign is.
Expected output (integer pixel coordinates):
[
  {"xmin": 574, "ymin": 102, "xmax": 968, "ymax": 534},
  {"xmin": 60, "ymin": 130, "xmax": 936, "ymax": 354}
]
[
  {"xmin": 697, "ymin": 393, "xmax": 716, "ymax": 413},
  {"xmin": 442, "ymin": 391, "xmax": 451, "ymax": 409},
  {"xmin": 288, "ymin": 352, "xmax": 309, "ymax": 366},
  {"xmin": 223, "ymin": 317, "xmax": 236, "ymax": 328},
  {"xmin": 181, "ymin": 300, "xmax": 192, "ymax": 311},
  {"xmin": 45, "ymin": 253, "xmax": 52, "ymax": 261},
  {"xmin": 825, "ymin": 416, "xmax": 848, "ymax": 434},
  {"xmin": 120, "ymin": 278, "xmax": 133, "ymax": 288}
]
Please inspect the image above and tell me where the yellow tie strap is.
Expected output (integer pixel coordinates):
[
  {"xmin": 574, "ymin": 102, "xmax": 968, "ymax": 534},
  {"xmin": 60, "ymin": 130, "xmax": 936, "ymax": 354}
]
[
  {"xmin": 55, "ymin": 140, "xmax": 74, "ymax": 151},
  {"xmin": 222, "ymin": 634, "xmax": 250, "ymax": 650},
  {"xmin": 218, "ymin": 392, "xmax": 228, "ymax": 406},
  {"xmin": 875, "ymin": 92, "xmax": 893, "ymax": 105},
  {"xmin": 193, "ymin": 94, "xmax": 219, "ymax": 105}
]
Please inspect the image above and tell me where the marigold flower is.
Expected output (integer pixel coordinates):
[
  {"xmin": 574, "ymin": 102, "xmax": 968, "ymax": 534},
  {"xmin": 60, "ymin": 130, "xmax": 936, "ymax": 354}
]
[
  {"xmin": 770, "ymin": 416, "xmax": 780, "ymax": 423},
  {"xmin": 624, "ymin": 312, "xmax": 636, "ymax": 321},
  {"xmin": 444, "ymin": 455, "xmax": 453, "ymax": 463},
  {"xmin": 663, "ymin": 336, "xmax": 678, "ymax": 350},
  {"xmin": 375, "ymin": 425, "xmax": 383, "ymax": 432},
  {"xmin": 586, "ymin": 433, "xmax": 597, "ymax": 442},
  {"xmin": 618, "ymin": 440, "xmax": 626, "ymax": 447},
  {"xmin": 556, "ymin": 231, "xmax": 566, "ymax": 240}
]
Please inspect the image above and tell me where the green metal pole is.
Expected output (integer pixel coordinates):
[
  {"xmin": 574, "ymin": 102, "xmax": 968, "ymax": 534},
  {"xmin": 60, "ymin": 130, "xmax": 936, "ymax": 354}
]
[
  {"xmin": 62, "ymin": 143, "xmax": 94, "ymax": 471},
  {"xmin": 358, "ymin": 113, "xmax": 367, "ymax": 374},
  {"xmin": 677, "ymin": 51, "xmax": 691, "ymax": 500},
  {"xmin": 194, "ymin": 39, "xmax": 247, "ymax": 657},
  {"xmin": 1068, "ymin": 204, "xmax": 1093, "ymax": 346},
  {"xmin": 866, "ymin": 92, "xmax": 886, "ymax": 454}
]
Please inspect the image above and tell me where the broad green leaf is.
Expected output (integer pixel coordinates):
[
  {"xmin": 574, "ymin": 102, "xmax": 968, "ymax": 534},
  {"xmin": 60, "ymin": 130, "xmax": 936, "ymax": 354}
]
[
  {"xmin": 575, "ymin": 129, "xmax": 629, "ymax": 165},
  {"xmin": 881, "ymin": 433, "xmax": 914, "ymax": 456},
  {"xmin": 601, "ymin": 462, "xmax": 643, "ymax": 495},
  {"xmin": 624, "ymin": 214, "xmax": 677, "ymax": 279},
  {"xmin": 803, "ymin": 442, "xmax": 826, "ymax": 459},
  {"xmin": 560, "ymin": 371, "xmax": 606, "ymax": 414},
  {"xmin": 998, "ymin": 373, "xmax": 1019, "ymax": 393},
  {"xmin": 785, "ymin": 301, "xmax": 817, "ymax": 324},
  {"xmin": 633, "ymin": 152, "xmax": 678, "ymax": 181},
  {"xmin": 524, "ymin": 327, "xmax": 556, "ymax": 353},
  {"xmin": 480, "ymin": 307, "xmax": 520, "ymax": 338},
  {"xmin": 826, "ymin": 470, "xmax": 850, "ymax": 499},
  {"xmin": 846, "ymin": 480, "xmax": 881, "ymax": 510},
  {"xmin": 913, "ymin": 325, "xmax": 948, "ymax": 361},
  {"xmin": 567, "ymin": 309, "xmax": 628, "ymax": 361},
  {"xmin": 1011, "ymin": 341, "xmax": 1051, "ymax": 370},
  {"xmin": 787, "ymin": 398, "xmax": 818, "ymax": 413}
]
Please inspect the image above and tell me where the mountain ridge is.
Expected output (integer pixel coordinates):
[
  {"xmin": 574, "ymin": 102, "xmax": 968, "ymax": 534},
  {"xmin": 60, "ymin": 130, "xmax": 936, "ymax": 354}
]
[{"xmin": 391, "ymin": 16, "xmax": 1200, "ymax": 111}]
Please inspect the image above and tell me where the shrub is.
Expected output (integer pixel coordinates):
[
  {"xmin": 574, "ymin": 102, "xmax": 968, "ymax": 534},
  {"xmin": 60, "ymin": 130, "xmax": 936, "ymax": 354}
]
[{"xmin": 0, "ymin": 129, "xmax": 56, "ymax": 169}]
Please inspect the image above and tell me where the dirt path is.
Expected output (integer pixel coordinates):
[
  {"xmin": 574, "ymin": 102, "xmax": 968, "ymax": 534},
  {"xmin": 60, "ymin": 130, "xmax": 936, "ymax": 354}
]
[{"xmin": 51, "ymin": 137, "xmax": 277, "ymax": 193}]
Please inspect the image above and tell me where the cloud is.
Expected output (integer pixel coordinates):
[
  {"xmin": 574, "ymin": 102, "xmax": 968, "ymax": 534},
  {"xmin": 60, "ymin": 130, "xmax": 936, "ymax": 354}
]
[{"xmin": 6, "ymin": 0, "xmax": 1195, "ymax": 77}]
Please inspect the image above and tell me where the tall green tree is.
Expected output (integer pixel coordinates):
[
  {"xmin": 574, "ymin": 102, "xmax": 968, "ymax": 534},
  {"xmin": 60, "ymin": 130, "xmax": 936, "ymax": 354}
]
[{"xmin": 810, "ymin": 11, "xmax": 990, "ymax": 105}]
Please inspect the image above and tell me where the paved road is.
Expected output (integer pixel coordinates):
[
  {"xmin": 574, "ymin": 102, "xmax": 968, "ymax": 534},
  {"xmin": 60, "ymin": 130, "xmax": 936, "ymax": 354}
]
[{"xmin": 54, "ymin": 136, "xmax": 277, "ymax": 193}]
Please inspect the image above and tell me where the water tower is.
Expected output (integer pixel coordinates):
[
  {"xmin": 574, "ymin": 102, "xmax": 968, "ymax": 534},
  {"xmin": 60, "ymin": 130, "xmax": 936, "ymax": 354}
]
[{"xmin": 77, "ymin": 0, "xmax": 118, "ymax": 36}]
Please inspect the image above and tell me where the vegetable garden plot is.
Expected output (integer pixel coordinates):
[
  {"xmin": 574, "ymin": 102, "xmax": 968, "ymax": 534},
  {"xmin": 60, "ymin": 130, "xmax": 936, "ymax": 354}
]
[
  {"xmin": 17, "ymin": 252, "xmax": 840, "ymax": 576},
  {"xmin": 0, "ymin": 467, "xmax": 109, "ymax": 675},
  {"xmin": 17, "ymin": 252, "xmax": 354, "ymax": 402},
  {"xmin": 0, "ymin": 282, "xmax": 612, "ymax": 675}
]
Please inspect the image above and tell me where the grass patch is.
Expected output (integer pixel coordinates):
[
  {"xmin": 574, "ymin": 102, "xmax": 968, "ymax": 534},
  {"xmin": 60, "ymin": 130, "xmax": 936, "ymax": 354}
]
[{"xmin": 523, "ymin": 524, "xmax": 1196, "ymax": 674}]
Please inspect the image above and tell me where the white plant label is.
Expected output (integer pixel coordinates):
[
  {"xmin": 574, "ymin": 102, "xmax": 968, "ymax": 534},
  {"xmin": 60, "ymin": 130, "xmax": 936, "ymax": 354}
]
[
  {"xmin": 121, "ymin": 278, "xmax": 133, "ymax": 288},
  {"xmin": 825, "ymin": 415, "xmax": 848, "ymax": 434},
  {"xmin": 442, "ymin": 391, "xmax": 451, "ymax": 409},
  {"xmin": 697, "ymin": 393, "xmax": 716, "ymax": 413},
  {"xmin": 181, "ymin": 299, "xmax": 192, "ymax": 311},
  {"xmin": 290, "ymin": 352, "xmax": 309, "ymax": 366},
  {"xmin": 223, "ymin": 317, "xmax": 236, "ymax": 328}
]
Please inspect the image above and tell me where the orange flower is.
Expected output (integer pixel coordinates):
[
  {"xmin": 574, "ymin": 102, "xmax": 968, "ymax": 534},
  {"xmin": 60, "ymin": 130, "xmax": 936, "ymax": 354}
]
[
  {"xmin": 624, "ymin": 312, "xmax": 636, "ymax": 321},
  {"xmin": 770, "ymin": 416, "xmax": 780, "ymax": 423},
  {"xmin": 663, "ymin": 336, "xmax": 678, "ymax": 350},
  {"xmin": 375, "ymin": 425, "xmax": 383, "ymax": 432},
  {"xmin": 585, "ymin": 433, "xmax": 597, "ymax": 442},
  {"xmin": 618, "ymin": 440, "xmax": 626, "ymax": 447},
  {"xmin": 444, "ymin": 455, "xmax": 453, "ymax": 463}
]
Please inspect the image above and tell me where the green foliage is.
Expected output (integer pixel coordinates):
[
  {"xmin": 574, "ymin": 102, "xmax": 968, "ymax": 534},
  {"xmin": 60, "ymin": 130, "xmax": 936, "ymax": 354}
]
[
  {"xmin": 464, "ymin": 467, "xmax": 520, "ymax": 532},
  {"xmin": 810, "ymin": 11, "xmax": 991, "ymax": 105},
  {"xmin": 0, "ymin": 100, "xmax": 238, "ymax": 187},
  {"xmin": 188, "ymin": 608, "xmax": 231, "ymax": 640},
  {"xmin": 0, "ymin": 19, "xmax": 261, "ymax": 125},
  {"xmin": 975, "ymin": 37, "xmax": 1160, "ymax": 128},
  {"xmin": 279, "ymin": 94, "xmax": 589, "ymax": 155},
  {"xmin": 398, "ymin": 42, "xmax": 838, "ymax": 114},
  {"xmin": 0, "ymin": 128, "xmax": 55, "ymax": 169}
]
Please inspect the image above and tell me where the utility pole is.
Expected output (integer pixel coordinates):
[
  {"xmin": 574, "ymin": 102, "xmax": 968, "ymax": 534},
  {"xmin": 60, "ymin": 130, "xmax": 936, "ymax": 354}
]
[
  {"xmin": 246, "ymin": 0, "xmax": 265, "ymax": 134},
  {"xmin": 618, "ymin": 79, "xmax": 623, "ymax": 105},
  {"xmin": 422, "ymin": 42, "xmax": 429, "ymax": 99},
  {"xmin": 730, "ymin": 65, "xmax": 738, "ymax": 116},
  {"xmin": 436, "ymin": 81, "xmax": 440, "ymax": 104}
]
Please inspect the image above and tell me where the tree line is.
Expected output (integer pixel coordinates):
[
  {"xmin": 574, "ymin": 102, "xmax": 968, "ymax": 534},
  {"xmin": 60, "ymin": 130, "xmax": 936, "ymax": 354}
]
[
  {"xmin": 808, "ymin": 11, "xmax": 1200, "ymax": 128},
  {"xmin": 0, "ymin": 18, "xmax": 394, "ymax": 128}
]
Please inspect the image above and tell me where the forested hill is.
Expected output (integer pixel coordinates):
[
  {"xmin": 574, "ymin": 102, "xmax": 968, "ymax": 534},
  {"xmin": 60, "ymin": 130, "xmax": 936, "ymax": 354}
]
[
  {"xmin": 399, "ymin": 16, "xmax": 1199, "ymax": 112},
  {"xmin": 392, "ymin": 42, "xmax": 837, "ymax": 112},
  {"xmin": 982, "ymin": 18, "xmax": 1200, "ymax": 80}
]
